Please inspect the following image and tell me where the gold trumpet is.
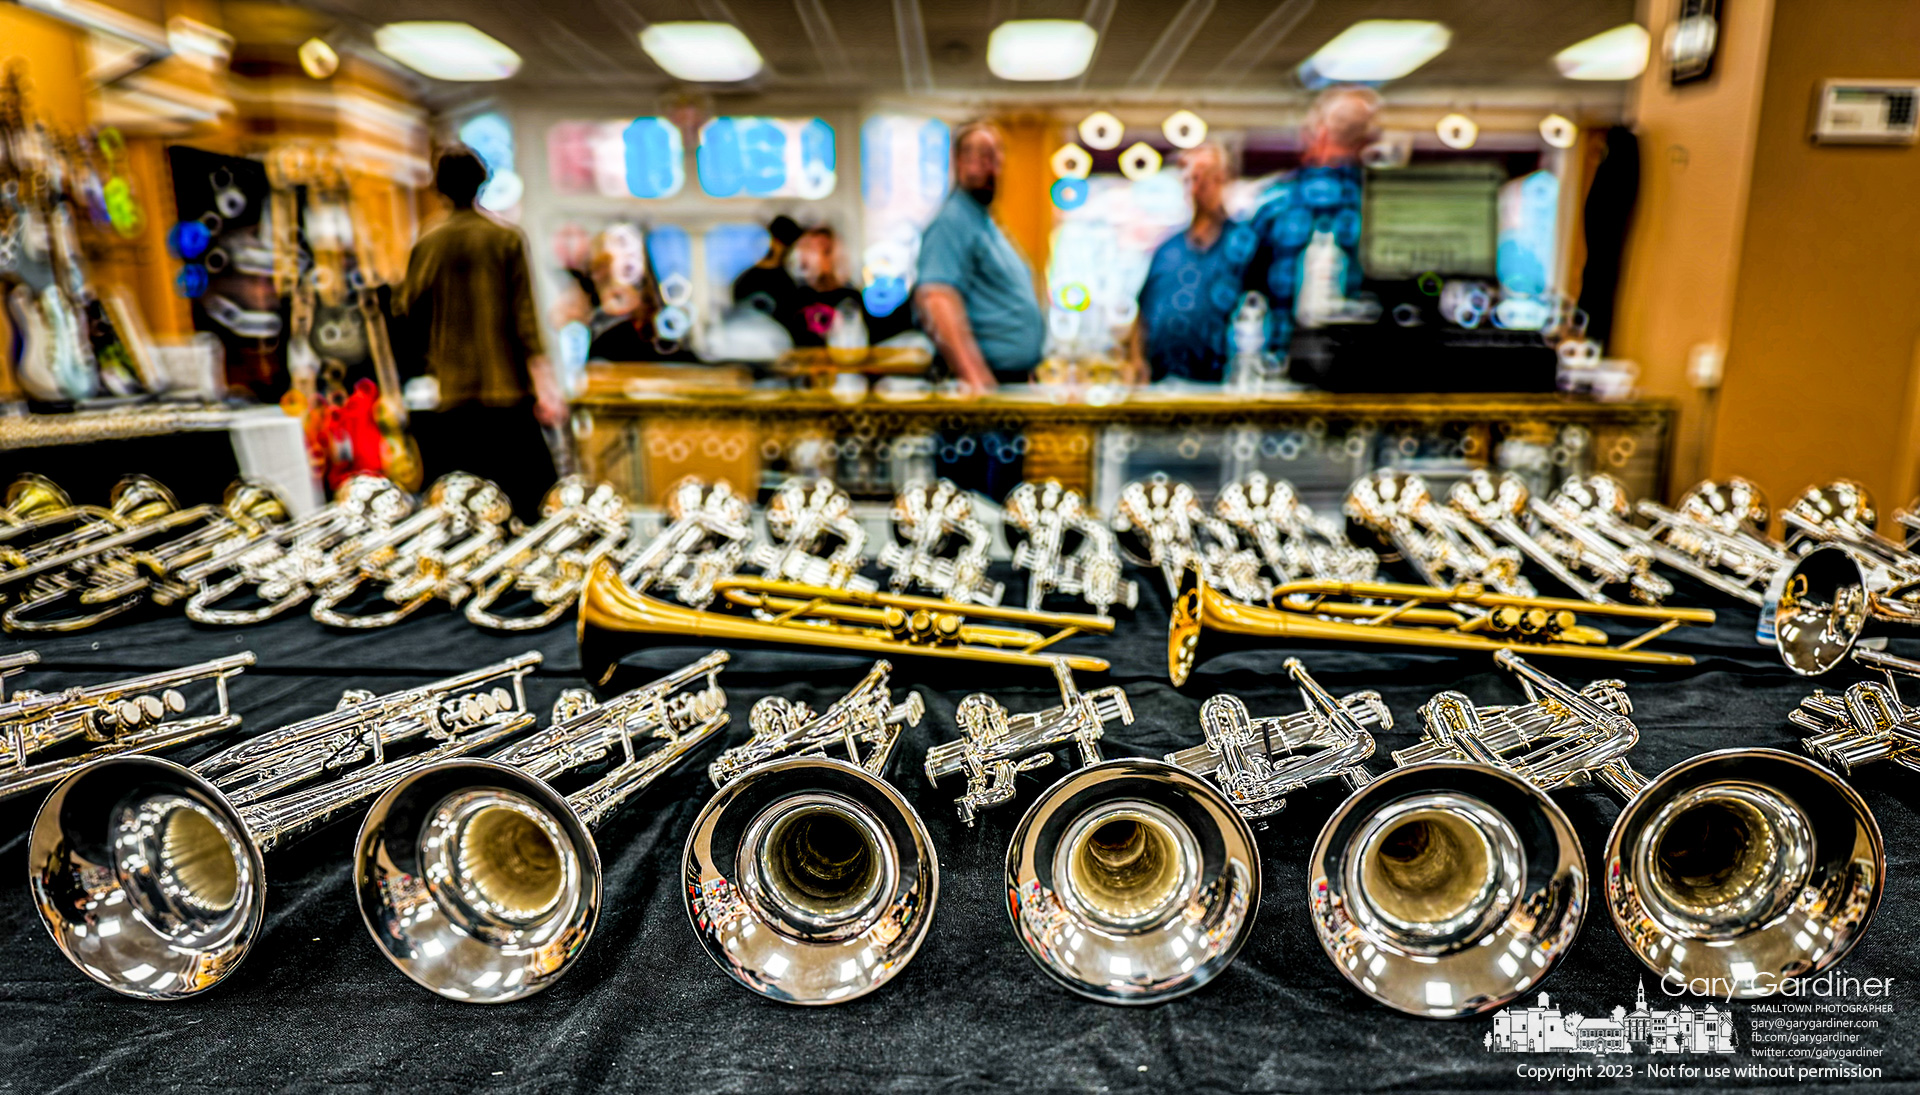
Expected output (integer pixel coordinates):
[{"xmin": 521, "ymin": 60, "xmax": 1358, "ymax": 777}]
[
  {"xmin": 1167, "ymin": 565, "xmax": 1715, "ymax": 686},
  {"xmin": 577, "ymin": 559, "xmax": 1113, "ymax": 689}
]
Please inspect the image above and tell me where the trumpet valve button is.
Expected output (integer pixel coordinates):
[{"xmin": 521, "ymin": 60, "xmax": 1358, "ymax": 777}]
[{"xmin": 163, "ymin": 689, "xmax": 187, "ymax": 714}]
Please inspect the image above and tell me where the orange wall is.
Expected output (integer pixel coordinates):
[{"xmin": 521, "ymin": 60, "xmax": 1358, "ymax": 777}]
[
  {"xmin": 1710, "ymin": 0, "xmax": 1920, "ymax": 514},
  {"xmin": 992, "ymin": 115, "xmax": 1055, "ymax": 303},
  {"xmin": 1612, "ymin": 0, "xmax": 1776, "ymax": 493},
  {"xmin": 0, "ymin": 5, "xmax": 89, "ymax": 130}
]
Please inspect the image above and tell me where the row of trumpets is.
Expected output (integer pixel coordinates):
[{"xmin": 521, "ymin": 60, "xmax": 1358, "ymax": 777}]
[
  {"xmin": 0, "ymin": 471, "xmax": 628, "ymax": 633},
  {"xmin": 6, "ymin": 643, "xmax": 1901, "ymax": 1014},
  {"xmin": 5, "ymin": 465, "xmax": 1915, "ymax": 679}
]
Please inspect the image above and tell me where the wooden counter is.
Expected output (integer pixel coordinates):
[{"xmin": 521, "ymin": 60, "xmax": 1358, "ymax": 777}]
[{"xmin": 569, "ymin": 364, "xmax": 1676, "ymax": 510}]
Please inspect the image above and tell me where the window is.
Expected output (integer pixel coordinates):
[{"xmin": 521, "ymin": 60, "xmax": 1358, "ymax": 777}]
[
  {"xmin": 695, "ymin": 117, "xmax": 835, "ymax": 199},
  {"xmin": 858, "ymin": 114, "xmax": 949, "ymax": 316},
  {"xmin": 547, "ymin": 117, "xmax": 685, "ymax": 199},
  {"xmin": 459, "ymin": 111, "xmax": 522, "ymax": 214}
]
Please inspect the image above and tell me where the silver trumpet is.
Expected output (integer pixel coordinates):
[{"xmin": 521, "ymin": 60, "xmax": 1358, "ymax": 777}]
[
  {"xmin": 1006, "ymin": 479, "xmax": 1138, "ymax": 617},
  {"xmin": 310, "ymin": 472, "xmax": 513, "ymax": 629},
  {"xmin": 0, "ymin": 653, "xmax": 253, "ymax": 803},
  {"xmin": 1774, "ymin": 481, "xmax": 1920, "ymax": 675},
  {"xmin": 1216, "ymin": 472, "xmax": 1377, "ymax": 585},
  {"xmin": 748, "ymin": 477, "xmax": 877, "ymax": 593},
  {"xmin": 685, "ymin": 660, "xmax": 937, "ymax": 1004},
  {"xmin": 29, "ymin": 652, "xmax": 543, "ymax": 1000},
  {"xmin": 1448, "ymin": 470, "xmax": 1607, "ymax": 602},
  {"xmin": 991, "ymin": 664, "xmax": 1257, "ymax": 1004},
  {"xmin": 1, "ymin": 478, "xmax": 290, "ymax": 632},
  {"xmin": 876, "ymin": 479, "xmax": 1004, "ymax": 606},
  {"xmin": 1166, "ymin": 659, "xmax": 1388, "ymax": 819},
  {"xmin": 356, "ymin": 651, "xmax": 730, "ymax": 1002},
  {"xmin": 1346, "ymin": 469, "xmax": 1529, "ymax": 595},
  {"xmin": 924, "ymin": 658, "xmax": 1132, "ymax": 824},
  {"xmin": 1112, "ymin": 474, "xmax": 1268, "ymax": 602},
  {"xmin": 1013, "ymin": 659, "xmax": 1386, "ymax": 1003},
  {"xmin": 1316, "ymin": 651, "xmax": 1880, "ymax": 1018},
  {"xmin": 613, "ymin": 476, "xmax": 754, "ymax": 607},
  {"xmin": 182, "ymin": 475, "xmax": 410, "ymax": 626},
  {"xmin": 0, "ymin": 474, "xmax": 121, "ymax": 555},
  {"xmin": 1524, "ymin": 477, "xmax": 1674, "ymax": 605},
  {"xmin": 463, "ymin": 477, "xmax": 630, "ymax": 631},
  {"xmin": 1792, "ymin": 648, "xmax": 1920, "ymax": 775},
  {"xmin": 1548, "ymin": 475, "xmax": 1784, "ymax": 610}
]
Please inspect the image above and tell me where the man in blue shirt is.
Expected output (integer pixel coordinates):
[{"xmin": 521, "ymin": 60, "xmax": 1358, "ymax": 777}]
[
  {"xmin": 915, "ymin": 122, "xmax": 1046, "ymax": 391},
  {"xmin": 1245, "ymin": 86, "xmax": 1378, "ymax": 357},
  {"xmin": 1129, "ymin": 143, "xmax": 1258, "ymax": 383}
]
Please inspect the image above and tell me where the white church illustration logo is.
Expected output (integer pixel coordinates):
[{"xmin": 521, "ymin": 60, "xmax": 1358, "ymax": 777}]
[{"xmin": 1487, "ymin": 981, "xmax": 1737, "ymax": 1055}]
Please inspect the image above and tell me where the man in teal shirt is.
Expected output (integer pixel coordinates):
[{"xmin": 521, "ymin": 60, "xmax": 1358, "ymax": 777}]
[{"xmin": 914, "ymin": 122, "xmax": 1046, "ymax": 391}]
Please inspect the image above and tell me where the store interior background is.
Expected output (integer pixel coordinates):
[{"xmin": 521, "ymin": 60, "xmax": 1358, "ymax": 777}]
[{"xmin": 6, "ymin": 0, "xmax": 1918, "ymax": 517}]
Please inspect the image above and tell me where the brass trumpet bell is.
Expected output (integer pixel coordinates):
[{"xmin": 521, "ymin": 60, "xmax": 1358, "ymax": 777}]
[
  {"xmin": 685, "ymin": 756, "xmax": 938, "ymax": 1005},
  {"xmin": 29, "ymin": 756, "xmax": 268, "ymax": 1000},
  {"xmin": 1605, "ymin": 748, "xmax": 1881, "ymax": 998},
  {"xmin": 356, "ymin": 759, "xmax": 599, "ymax": 1003},
  {"xmin": 1309, "ymin": 762, "xmax": 1586, "ymax": 1019},
  {"xmin": 1005, "ymin": 758, "xmax": 1259, "ymax": 1004}
]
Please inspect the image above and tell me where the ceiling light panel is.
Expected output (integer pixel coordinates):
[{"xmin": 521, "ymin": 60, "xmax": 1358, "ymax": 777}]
[{"xmin": 374, "ymin": 22, "xmax": 521, "ymax": 82}]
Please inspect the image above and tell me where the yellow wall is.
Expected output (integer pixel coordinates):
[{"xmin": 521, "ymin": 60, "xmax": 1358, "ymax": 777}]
[
  {"xmin": 1612, "ymin": 0, "xmax": 1776, "ymax": 492},
  {"xmin": 1710, "ymin": 0, "xmax": 1920, "ymax": 514}
]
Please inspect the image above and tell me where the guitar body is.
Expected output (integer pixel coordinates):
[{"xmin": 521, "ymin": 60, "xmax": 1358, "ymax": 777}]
[
  {"xmin": 359, "ymin": 287, "xmax": 421, "ymax": 491},
  {"xmin": 7, "ymin": 283, "xmax": 60, "ymax": 401}
]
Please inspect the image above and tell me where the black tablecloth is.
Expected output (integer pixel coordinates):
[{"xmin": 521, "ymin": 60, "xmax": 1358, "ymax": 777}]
[{"xmin": 1, "ymin": 569, "xmax": 1916, "ymax": 1095}]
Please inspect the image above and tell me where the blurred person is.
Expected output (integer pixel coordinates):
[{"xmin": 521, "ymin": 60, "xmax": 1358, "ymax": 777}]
[
  {"xmin": 782, "ymin": 227, "xmax": 915, "ymax": 347},
  {"xmin": 1127, "ymin": 143, "xmax": 1259, "ymax": 384},
  {"xmin": 914, "ymin": 121, "xmax": 1045, "ymax": 392},
  {"xmin": 1246, "ymin": 86, "xmax": 1380, "ymax": 357},
  {"xmin": 733, "ymin": 214, "xmax": 803, "ymax": 317},
  {"xmin": 397, "ymin": 146, "xmax": 561, "ymax": 523},
  {"xmin": 585, "ymin": 229, "xmax": 697, "ymax": 363}
]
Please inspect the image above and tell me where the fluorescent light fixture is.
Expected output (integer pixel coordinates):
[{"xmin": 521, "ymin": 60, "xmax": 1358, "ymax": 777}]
[
  {"xmin": 987, "ymin": 20, "xmax": 1097, "ymax": 82},
  {"xmin": 375, "ymin": 22, "xmax": 521, "ymax": 81},
  {"xmin": 1300, "ymin": 20, "xmax": 1451, "ymax": 84},
  {"xmin": 1554, "ymin": 24, "xmax": 1650, "ymax": 80},
  {"xmin": 639, "ymin": 22, "xmax": 763, "ymax": 82}
]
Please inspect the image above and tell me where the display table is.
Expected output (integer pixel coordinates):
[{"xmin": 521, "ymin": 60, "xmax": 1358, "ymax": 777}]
[
  {"xmin": 0, "ymin": 563, "xmax": 1909, "ymax": 1093},
  {"xmin": 569, "ymin": 368, "xmax": 1678, "ymax": 517}
]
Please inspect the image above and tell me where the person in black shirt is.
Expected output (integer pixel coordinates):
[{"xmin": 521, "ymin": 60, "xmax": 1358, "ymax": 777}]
[
  {"xmin": 732, "ymin": 215, "xmax": 802, "ymax": 320},
  {"xmin": 781, "ymin": 227, "xmax": 914, "ymax": 347}
]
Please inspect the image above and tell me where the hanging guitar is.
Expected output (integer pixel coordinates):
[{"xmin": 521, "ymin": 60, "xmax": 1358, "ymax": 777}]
[{"xmin": 0, "ymin": 65, "xmax": 95, "ymax": 404}]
